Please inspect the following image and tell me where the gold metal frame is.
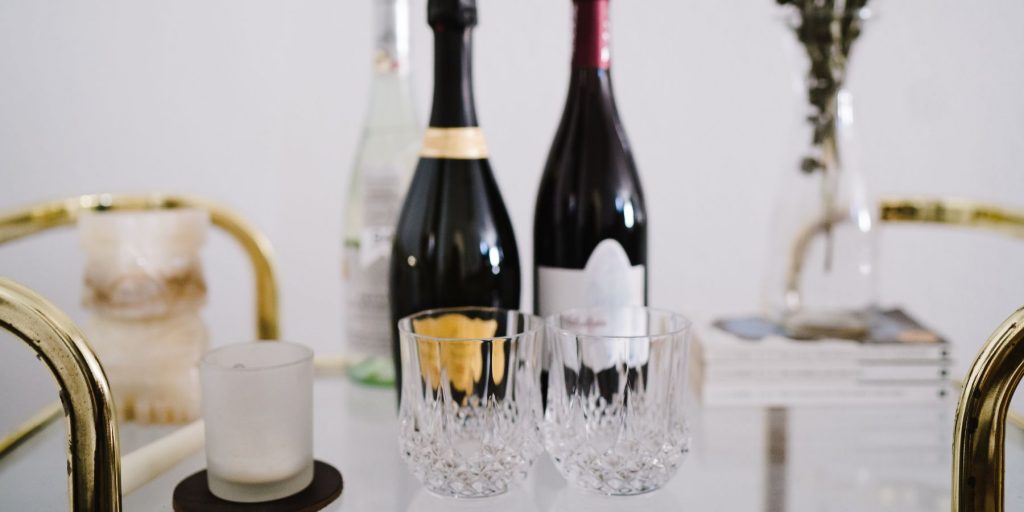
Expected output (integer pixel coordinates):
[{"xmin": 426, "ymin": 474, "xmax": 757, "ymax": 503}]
[
  {"xmin": 0, "ymin": 193, "xmax": 279, "ymax": 338},
  {"xmin": 952, "ymin": 308, "xmax": 1024, "ymax": 511},
  {"xmin": 0, "ymin": 193, "xmax": 280, "ymax": 509},
  {"xmin": 4, "ymin": 193, "xmax": 1020, "ymax": 510},
  {"xmin": 0, "ymin": 401, "xmax": 62, "ymax": 457},
  {"xmin": 880, "ymin": 197, "xmax": 1024, "ymax": 238},
  {"xmin": 0, "ymin": 277, "xmax": 121, "ymax": 511},
  {"xmin": 878, "ymin": 197, "xmax": 1024, "ymax": 511}
]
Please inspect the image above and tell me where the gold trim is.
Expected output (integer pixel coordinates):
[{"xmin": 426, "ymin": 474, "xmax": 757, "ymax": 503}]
[
  {"xmin": 952, "ymin": 307, "xmax": 1024, "ymax": 512},
  {"xmin": 951, "ymin": 378, "xmax": 1024, "ymax": 432},
  {"xmin": 0, "ymin": 400, "xmax": 62, "ymax": 458},
  {"xmin": 0, "ymin": 193, "xmax": 279, "ymax": 470},
  {"xmin": 0, "ymin": 278, "xmax": 121, "ymax": 511},
  {"xmin": 880, "ymin": 197, "xmax": 1024, "ymax": 238},
  {"xmin": 0, "ymin": 193, "xmax": 279, "ymax": 338},
  {"xmin": 878, "ymin": 198, "xmax": 1024, "ymax": 510},
  {"xmin": 420, "ymin": 127, "xmax": 489, "ymax": 160}
]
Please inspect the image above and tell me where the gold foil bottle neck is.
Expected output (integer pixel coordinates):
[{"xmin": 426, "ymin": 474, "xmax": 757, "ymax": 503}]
[{"xmin": 420, "ymin": 127, "xmax": 489, "ymax": 160}]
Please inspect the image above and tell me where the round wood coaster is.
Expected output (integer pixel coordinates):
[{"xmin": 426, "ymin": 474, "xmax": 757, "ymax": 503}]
[{"xmin": 173, "ymin": 460, "xmax": 343, "ymax": 512}]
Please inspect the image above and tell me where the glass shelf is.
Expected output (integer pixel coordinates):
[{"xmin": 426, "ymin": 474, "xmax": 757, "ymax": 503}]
[{"xmin": 4, "ymin": 375, "xmax": 1024, "ymax": 511}]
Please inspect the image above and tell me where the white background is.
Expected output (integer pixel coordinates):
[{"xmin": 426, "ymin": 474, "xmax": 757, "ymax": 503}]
[{"xmin": 1, "ymin": 0, "xmax": 1023, "ymax": 427}]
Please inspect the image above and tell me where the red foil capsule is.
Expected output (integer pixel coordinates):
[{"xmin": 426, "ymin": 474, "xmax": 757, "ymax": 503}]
[{"xmin": 572, "ymin": 0, "xmax": 611, "ymax": 70}]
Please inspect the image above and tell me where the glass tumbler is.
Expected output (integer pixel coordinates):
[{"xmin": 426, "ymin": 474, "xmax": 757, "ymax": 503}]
[
  {"xmin": 200, "ymin": 341, "xmax": 314, "ymax": 503},
  {"xmin": 398, "ymin": 307, "xmax": 544, "ymax": 498},
  {"xmin": 544, "ymin": 307, "xmax": 692, "ymax": 496}
]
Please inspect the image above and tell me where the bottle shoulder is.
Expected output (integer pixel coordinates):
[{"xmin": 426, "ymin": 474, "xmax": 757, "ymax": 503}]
[
  {"xmin": 534, "ymin": 71, "xmax": 647, "ymax": 260},
  {"xmin": 538, "ymin": 120, "xmax": 646, "ymax": 209},
  {"xmin": 397, "ymin": 158, "xmax": 517, "ymax": 240},
  {"xmin": 540, "ymin": 70, "xmax": 643, "ymax": 192},
  {"xmin": 391, "ymin": 157, "xmax": 521, "ymax": 302}
]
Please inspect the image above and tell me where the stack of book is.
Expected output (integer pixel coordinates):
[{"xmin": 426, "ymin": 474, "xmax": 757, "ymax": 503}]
[{"xmin": 697, "ymin": 309, "xmax": 952, "ymax": 407}]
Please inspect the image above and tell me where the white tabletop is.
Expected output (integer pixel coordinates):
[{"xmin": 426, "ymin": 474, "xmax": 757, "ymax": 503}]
[{"xmin": 3, "ymin": 377, "xmax": 1024, "ymax": 511}]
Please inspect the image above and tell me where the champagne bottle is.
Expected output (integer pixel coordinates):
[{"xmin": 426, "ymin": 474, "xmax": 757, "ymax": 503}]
[
  {"xmin": 342, "ymin": 0, "xmax": 420, "ymax": 386},
  {"xmin": 390, "ymin": 0, "xmax": 521, "ymax": 396},
  {"xmin": 534, "ymin": 0, "xmax": 648, "ymax": 317}
]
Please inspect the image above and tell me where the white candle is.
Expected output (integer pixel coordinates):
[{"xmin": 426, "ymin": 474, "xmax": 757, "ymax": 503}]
[{"xmin": 200, "ymin": 342, "xmax": 314, "ymax": 503}]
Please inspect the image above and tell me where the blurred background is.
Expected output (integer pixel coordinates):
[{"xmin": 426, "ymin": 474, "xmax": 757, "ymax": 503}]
[{"xmin": 1, "ymin": 0, "xmax": 1022, "ymax": 422}]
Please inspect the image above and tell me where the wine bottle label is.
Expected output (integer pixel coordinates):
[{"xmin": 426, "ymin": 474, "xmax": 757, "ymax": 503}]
[
  {"xmin": 540, "ymin": 239, "xmax": 647, "ymax": 372},
  {"xmin": 343, "ymin": 244, "xmax": 392, "ymax": 358},
  {"xmin": 552, "ymin": 306, "xmax": 651, "ymax": 371},
  {"xmin": 537, "ymin": 239, "xmax": 645, "ymax": 316},
  {"xmin": 358, "ymin": 172, "xmax": 403, "ymax": 266},
  {"xmin": 420, "ymin": 127, "xmax": 489, "ymax": 160},
  {"xmin": 343, "ymin": 170, "xmax": 404, "ymax": 358}
]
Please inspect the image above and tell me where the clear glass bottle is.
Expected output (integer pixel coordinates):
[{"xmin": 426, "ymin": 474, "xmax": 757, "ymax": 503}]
[
  {"xmin": 762, "ymin": 5, "xmax": 877, "ymax": 340},
  {"xmin": 342, "ymin": 0, "xmax": 420, "ymax": 386}
]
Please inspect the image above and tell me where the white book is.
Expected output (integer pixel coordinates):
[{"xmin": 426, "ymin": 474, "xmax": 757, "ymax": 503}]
[
  {"xmin": 700, "ymin": 334, "xmax": 948, "ymax": 363},
  {"xmin": 704, "ymin": 361, "xmax": 950, "ymax": 383},
  {"xmin": 703, "ymin": 381, "xmax": 950, "ymax": 407}
]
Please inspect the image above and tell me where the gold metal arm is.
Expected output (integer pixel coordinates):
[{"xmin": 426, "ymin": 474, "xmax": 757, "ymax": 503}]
[
  {"xmin": 952, "ymin": 307, "xmax": 1024, "ymax": 512},
  {"xmin": 880, "ymin": 197, "xmax": 1024, "ymax": 239},
  {"xmin": 0, "ymin": 193, "xmax": 280, "ymax": 477},
  {"xmin": 0, "ymin": 401, "xmax": 62, "ymax": 458},
  {"xmin": 0, "ymin": 277, "xmax": 121, "ymax": 511},
  {"xmin": 0, "ymin": 193, "xmax": 279, "ymax": 339},
  {"xmin": 882, "ymin": 198, "xmax": 1024, "ymax": 510},
  {"xmin": 784, "ymin": 198, "xmax": 1024, "ymax": 317}
]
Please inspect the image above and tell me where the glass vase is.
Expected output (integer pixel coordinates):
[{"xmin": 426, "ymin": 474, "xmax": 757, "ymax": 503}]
[{"xmin": 762, "ymin": 5, "xmax": 878, "ymax": 340}]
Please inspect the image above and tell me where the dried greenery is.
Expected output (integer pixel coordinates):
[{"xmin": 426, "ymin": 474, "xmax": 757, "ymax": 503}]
[
  {"xmin": 775, "ymin": 1, "xmax": 871, "ymax": 287},
  {"xmin": 777, "ymin": 0, "xmax": 869, "ymax": 174}
]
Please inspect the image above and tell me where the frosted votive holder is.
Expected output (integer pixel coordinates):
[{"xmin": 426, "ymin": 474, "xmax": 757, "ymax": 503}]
[{"xmin": 200, "ymin": 341, "xmax": 314, "ymax": 503}]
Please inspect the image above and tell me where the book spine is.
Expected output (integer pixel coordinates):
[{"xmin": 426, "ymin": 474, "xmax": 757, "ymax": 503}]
[
  {"xmin": 701, "ymin": 344, "xmax": 949, "ymax": 363},
  {"xmin": 703, "ymin": 382, "xmax": 950, "ymax": 408},
  {"xmin": 704, "ymin": 362, "xmax": 950, "ymax": 383}
]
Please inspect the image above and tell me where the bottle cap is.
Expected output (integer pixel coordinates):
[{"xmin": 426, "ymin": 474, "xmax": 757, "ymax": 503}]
[{"xmin": 428, "ymin": 0, "xmax": 477, "ymax": 28}]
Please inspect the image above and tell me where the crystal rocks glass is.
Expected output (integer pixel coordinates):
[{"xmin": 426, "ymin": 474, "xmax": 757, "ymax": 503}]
[
  {"xmin": 398, "ymin": 307, "xmax": 544, "ymax": 498},
  {"xmin": 544, "ymin": 307, "xmax": 692, "ymax": 495}
]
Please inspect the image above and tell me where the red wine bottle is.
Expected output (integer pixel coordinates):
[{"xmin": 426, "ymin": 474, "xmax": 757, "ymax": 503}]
[
  {"xmin": 390, "ymin": 0, "xmax": 521, "ymax": 396},
  {"xmin": 534, "ymin": 0, "xmax": 648, "ymax": 318}
]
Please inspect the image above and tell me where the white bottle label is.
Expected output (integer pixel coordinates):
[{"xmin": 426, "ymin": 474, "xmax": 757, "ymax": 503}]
[
  {"xmin": 343, "ymin": 169, "xmax": 403, "ymax": 358},
  {"xmin": 537, "ymin": 239, "xmax": 645, "ymax": 316},
  {"xmin": 343, "ymin": 245, "xmax": 392, "ymax": 358},
  {"xmin": 538, "ymin": 239, "xmax": 647, "ymax": 372}
]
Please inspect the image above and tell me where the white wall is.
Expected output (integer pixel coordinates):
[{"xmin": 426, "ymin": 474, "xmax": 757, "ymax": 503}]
[{"xmin": 1, "ymin": 0, "xmax": 1023, "ymax": 427}]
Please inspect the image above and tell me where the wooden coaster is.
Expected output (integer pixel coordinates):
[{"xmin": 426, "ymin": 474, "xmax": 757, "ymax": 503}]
[{"xmin": 173, "ymin": 460, "xmax": 343, "ymax": 512}]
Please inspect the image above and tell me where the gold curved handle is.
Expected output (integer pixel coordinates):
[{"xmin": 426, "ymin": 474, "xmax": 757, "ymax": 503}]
[
  {"xmin": 880, "ymin": 198, "xmax": 1024, "ymax": 511},
  {"xmin": 0, "ymin": 277, "xmax": 121, "ymax": 511},
  {"xmin": 0, "ymin": 193, "xmax": 279, "ymax": 338},
  {"xmin": 880, "ymin": 197, "xmax": 1024, "ymax": 239},
  {"xmin": 0, "ymin": 193, "xmax": 280, "ymax": 489},
  {"xmin": 952, "ymin": 307, "xmax": 1024, "ymax": 512}
]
